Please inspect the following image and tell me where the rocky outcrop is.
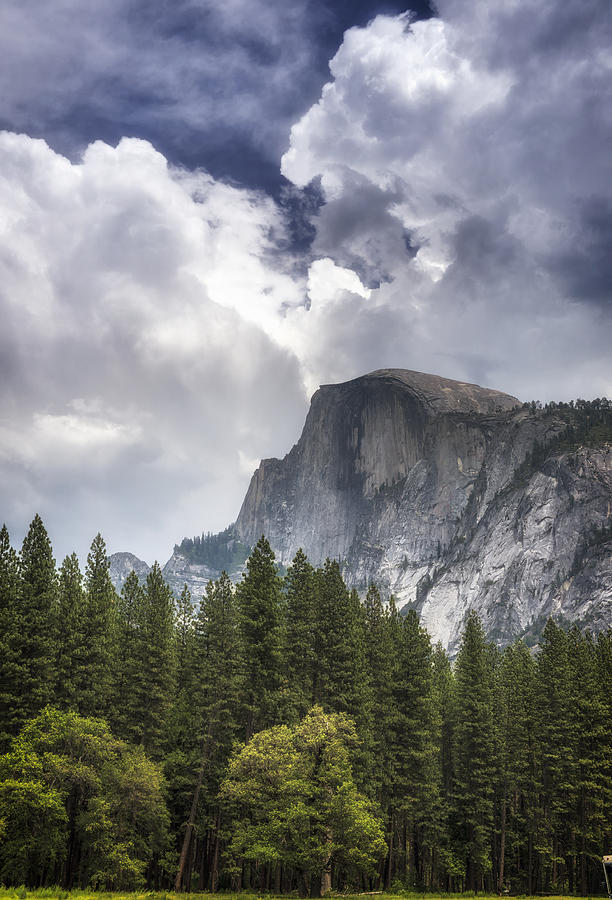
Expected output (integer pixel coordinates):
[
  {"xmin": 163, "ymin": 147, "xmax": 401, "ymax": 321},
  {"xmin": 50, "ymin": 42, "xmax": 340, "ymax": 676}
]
[
  {"xmin": 108, "ymin": 551, "xmax": 151, "ymax": 590},
  {"xmin": 235, "ymin": 369, "xmax": 612, "ymax": 651}
]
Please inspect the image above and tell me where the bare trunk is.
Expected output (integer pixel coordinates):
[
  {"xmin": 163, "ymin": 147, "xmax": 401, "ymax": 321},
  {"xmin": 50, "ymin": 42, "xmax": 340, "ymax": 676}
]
[
  {"xmin": 498, "ymin": 790, "xmax": 507, "ymax": 894},
  {"xmin": 175, "ymin": 725, "xmax": 215, "ymax": 891},
  {"xmin": 320, "ymin": 828, "xmax": 333, "ymax": 896},
  {"xmin": 211, "ymin": 811, "xmax": 221, "ymax": 892}
]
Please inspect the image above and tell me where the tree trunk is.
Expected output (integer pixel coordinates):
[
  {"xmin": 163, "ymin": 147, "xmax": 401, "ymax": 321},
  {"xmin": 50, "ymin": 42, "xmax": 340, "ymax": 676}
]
[
  {"xmin": 175, "ymin": 724, "xmax": 215, "ymax": 891},
  {"xmin": 320, "ymin": 828, "xmax": 333, "ymax": 896},
  {"xmin": 498, "ymin": 789, "xmax": 507, "ymax": 894},
  {"xmin": 210, "ymin": 811, "xmax": 221, "ymax": 892}
]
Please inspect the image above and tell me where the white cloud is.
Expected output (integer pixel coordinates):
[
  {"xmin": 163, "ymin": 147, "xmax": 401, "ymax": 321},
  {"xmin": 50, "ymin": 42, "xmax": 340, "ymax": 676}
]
[
  {"xmin": 1, "ymin": 0, "xmax": 610, "ymax": 564},
  {"xmin": 281, "ymin": 1, "xmax": 612, "ymax": 402},
  {"xmin": 0, "ymin": 132, "xmax": 308, "ymax": 563}
]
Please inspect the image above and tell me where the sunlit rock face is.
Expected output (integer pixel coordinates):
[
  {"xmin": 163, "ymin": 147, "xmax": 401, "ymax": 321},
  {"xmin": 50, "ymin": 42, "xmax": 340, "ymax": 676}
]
[{"xmin": 236, "ymin": 369, "xmax": 612, "ymax": 653}]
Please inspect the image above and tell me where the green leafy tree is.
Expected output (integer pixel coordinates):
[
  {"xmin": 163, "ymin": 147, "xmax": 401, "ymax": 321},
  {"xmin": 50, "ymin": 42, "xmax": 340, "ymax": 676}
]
[
  {"xmin": 0, "ymin": 707, "xmax": 169, "ymax": 888},
  {"xmin": 497, "ymin": 640, "xmax": 538, "ymax": 894},
  {"xmin": 567, "ymin": 628, "xmax": 610, "ymax": 894},
  {"xmin": 221, "ymin": 706, "xmax": 387, "ymax": 896}
]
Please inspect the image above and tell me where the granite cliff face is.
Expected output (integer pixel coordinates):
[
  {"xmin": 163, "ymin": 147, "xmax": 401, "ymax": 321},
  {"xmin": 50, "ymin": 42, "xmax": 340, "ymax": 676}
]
[
  {"xmin": 108, "ymin": 551, "xmax": 151, "ymax": 589},
  {"xmin": 236, "ymin": 369, "xmax": 612, "ymax": 652}
]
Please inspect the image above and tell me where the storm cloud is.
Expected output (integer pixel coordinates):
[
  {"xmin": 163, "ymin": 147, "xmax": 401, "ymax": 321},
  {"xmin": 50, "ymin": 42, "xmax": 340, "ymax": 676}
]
[{"xmin": 0, "ymin": 0, "xmax": 610, "ymax": 564}]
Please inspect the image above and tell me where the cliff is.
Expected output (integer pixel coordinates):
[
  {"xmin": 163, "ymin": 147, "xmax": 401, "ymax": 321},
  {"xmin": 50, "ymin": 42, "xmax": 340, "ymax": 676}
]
[{"xmin": 235, "ymin": 369, "xmax": 612, "ymax": 652}]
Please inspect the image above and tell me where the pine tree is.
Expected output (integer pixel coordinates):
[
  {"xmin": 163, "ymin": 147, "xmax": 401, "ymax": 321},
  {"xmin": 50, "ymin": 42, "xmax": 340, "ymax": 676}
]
[
  {"xmin": 111, "ymin": 569, "xmax": 146, "ymax": 744},
  {"xmin": 495, "ymin": 641, "xmax": 539, "ymax": 894},
  {"xmin": 138, "ymin": 561, "xmax": 177, "ymax": 757},
  {"xmin": 391, "ymin": 609, "xmax": 439, "ymax": 888},
  {"xmin": 567, "ymin": 628, "xmax": 610, "ymax": 894},
  {"xmin": 281, "ymin": 548, "xmax": 316, "ymax": 722},
  {"xmin": 175, "ymin": 572, "xmax": 243, "ymax": 891},
  {"xmin": 55, "ymin": 553, "xmax": 87, "ymax": 711},
  {"xmin": 363, "ymin": 584, "xmax": 396, "ymax": 807},
  {"xmin": 312, "ymin": 559, "xmax": 369, "ymax": 721},
  {"xmin": 81, "ymin": 533, "xmax": 117, "ymax": 718},
  {"xmin": 451, "ymin": 611, "xmax": 496, "ymax": 891},
  {"xmin": 236, "ymin": 536, "xmax": 283, "ymax": 737},
  {"xmin": 0, "ymin": 524, "xmax": 21, "ymax": 749},
  {"xmin": 13, "ymin": 514, "xmax": 57, "ymax": 729},
  {"xmin": 536, "ymin": 619, "xmax": 578, "ymax": 891},
  {"xmin": 431, "ymin": 642, "xmax": 455, "ymax": 890}
]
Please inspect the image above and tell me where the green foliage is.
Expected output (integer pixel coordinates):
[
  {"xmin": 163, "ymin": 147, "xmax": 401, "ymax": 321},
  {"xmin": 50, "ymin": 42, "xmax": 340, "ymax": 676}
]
[
  {"xmin": 174, "ymin": 525, "xmax": 250, "ymax": 572},
  {"xmin": 13, "ymin": 516, "xmax": 58, "ymax": 729},
  {"xmin": 55, "ymin": 553, "xmax": 87, "ymax": 713},
  {"xmin": 0, "ymin": 524, "xmax": 22, "ymax": 750},
  {"xmin": 80, "ymin": 535, "xmax": 117, "ymax": 719},
  {"xmin": 0, "ymin": 708, "xmax": 169, "ymax": 889},
  {"xmin": 451, "ymin": 611, "xmax": 496, "ymax": 890},
  {"xmin": 1, "ymin": 518, "xmax": 612, "ymax": 896},
  {"xmin": 236, "ymin": 536, "xmax": 283, "ymax": 737},
  {"xmin": 281, "ymin": 549, "xmax": 317, "ymax": 722},
  {"xmin": 221, "ymin": 707, "xmax": 386, "ymax": 892}
]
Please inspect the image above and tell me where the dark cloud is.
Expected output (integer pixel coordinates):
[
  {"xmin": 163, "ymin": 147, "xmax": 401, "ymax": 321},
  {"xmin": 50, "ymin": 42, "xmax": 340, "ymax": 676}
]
[
  {"xmin": 0, "ymin": 0, "xmax": 432, "ymax": 193},
  {"xmin": 547, "ymin": 197, "xmax": 612, "ymax": 306}
]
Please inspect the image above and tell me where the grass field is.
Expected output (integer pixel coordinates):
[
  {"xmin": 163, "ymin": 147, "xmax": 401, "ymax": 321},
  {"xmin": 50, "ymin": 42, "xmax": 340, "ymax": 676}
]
[{"xmin": 0, "ymin": 890, "xmax": 587, "ymax": 900}]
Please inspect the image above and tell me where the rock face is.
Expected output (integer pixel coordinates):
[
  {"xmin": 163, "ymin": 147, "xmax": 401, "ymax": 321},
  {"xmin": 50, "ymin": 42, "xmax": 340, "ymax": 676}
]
[
  {"xmin": 236, "ymin": 369, "xmax": 612, "ymax": 653},
  {"xmin": 108, "ymin": 552, "xmax": 151, "ymax": 590}
]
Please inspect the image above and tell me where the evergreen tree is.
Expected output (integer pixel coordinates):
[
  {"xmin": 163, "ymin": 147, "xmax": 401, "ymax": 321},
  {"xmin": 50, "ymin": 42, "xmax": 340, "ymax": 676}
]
[
  {"xmin": 111, "ymin": 569, "xmax": 145, "ymax": 744},
  {"xmin": 175, "ymin": 572, "xmax": 243, "ymax": 891},
  {"xmin": 451, "ymin": 611, "xmax": 497, "ymax": 891},
  {"xmin": 567, "ymin": 628, "xmax": 610, "ymax": 894},
  {"xmin": 0, "ymin": 525, "xmax": 21, "ymax": 750},
  {"xmin": 390, "ymin": 609, "xmax": 439, "ymax": 888},
  {"xmin": 497, "ymin": 640, "xmax": 538, "ymax": 894},
  {"xmin": 55, "ymin": 553, "xmax": 87, "ymax": 711},
  {"xmin": 13, "ymin": 515, "xmax": 57, "ymax": 730},
  {"xmin": 363, "ymin": 584, "xmax": 396, "ymax": 808},
  {"xmin": 81, "ymin": 533, "xmax": 117, "ymax": 718},
  {"xmin": 281, "ymin": 548, "xmax": 316, "ymax": 722},
  {"xmin": 236, "ymin": 536, "xmax": 283, "ymax": 737},
  {"xmin": 536, "ymin": 619, "xmax": 577, "ymax": 891},
  {"xmin": 138, "ymin": 562, "xmax": 177, "ymax": 757},
  {"xmin": 312, "ymin": 560, "xmax": 368, "ymax": 720},
  {"xmin": 431, "ymin": 642, "xmax": 455, "ymax": 889}
]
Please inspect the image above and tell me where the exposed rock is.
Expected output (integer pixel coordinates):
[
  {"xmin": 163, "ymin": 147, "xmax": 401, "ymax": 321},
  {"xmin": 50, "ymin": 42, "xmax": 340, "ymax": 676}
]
[
  {"xmin": 162, "ymin": 551, "xmax": 222, "ymax": 601},
  {"xmin": 235, "ymin": 369, "xmax": 612, "ymax": 651},
  {"xmin": 108, "ymin": 551, "xmax": 151, "ymax": 591}
]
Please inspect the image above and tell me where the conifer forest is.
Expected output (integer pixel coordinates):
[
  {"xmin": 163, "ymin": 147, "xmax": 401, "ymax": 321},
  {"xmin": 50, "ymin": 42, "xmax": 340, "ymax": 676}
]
[{"xmin": 1, "ymin": 517, "xmax": 611, "ymax": 896}]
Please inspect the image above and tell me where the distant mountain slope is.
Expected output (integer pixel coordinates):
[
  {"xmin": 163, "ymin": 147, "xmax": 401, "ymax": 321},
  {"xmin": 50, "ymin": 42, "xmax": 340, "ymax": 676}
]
[{"xmin": 108, "ymin": 526, "xmax": 249, "ymax": 602}]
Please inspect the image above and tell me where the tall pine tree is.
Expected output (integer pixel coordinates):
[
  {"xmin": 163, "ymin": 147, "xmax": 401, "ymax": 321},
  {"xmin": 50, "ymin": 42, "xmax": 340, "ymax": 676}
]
[
  {"xmin": 236, "ymin": 536, "xmax": 283, "ymax": 738},
  {"xmin": 81, "ymin": 534, "xmax": 117, "ymax": 718},
  {"xmin": 13, "ymin": 515, "xmax": 57, "ymax": 729},
  {"xmin": 451, "ymin": 611, "xmax": 497, "ymax": 891},
  {"xmin": 0, "ymin": 524, "xmax": 21, "ymax": 749}
]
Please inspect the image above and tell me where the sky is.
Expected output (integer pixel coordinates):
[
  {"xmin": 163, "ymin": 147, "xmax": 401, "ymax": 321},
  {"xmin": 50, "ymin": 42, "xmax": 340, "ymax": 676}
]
[{"xmin": 0, "ymin": 0, "xmax": 611, "ymax": 565}]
